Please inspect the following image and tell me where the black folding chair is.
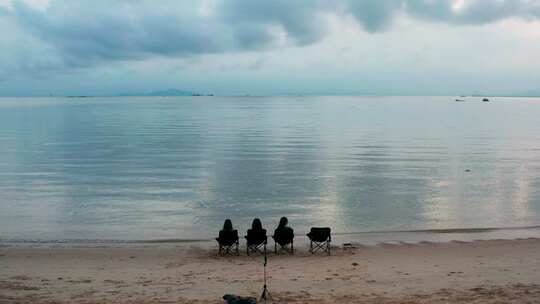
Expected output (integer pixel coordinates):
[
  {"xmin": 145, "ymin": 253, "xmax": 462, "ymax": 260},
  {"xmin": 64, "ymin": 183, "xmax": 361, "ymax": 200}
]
[
  {"xmin": 245, "ymin": 229, "xmax": 267, "ymax": 255},
  {"xmin": 216, "ymin": 230, "xmax": 239, "ymax": 256},
  {"xmin": 307, "ymin": 227, "xmax": 331, "ymax": 255},
  {"xmin": 272, "ymin": 228, "xmax": 294, "ymax": 254}
]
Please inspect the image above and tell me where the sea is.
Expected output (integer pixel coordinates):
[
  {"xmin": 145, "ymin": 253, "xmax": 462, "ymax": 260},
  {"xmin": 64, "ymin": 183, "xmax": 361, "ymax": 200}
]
[{"xmin": 1, "ymin": 96, "xmax": 539, "ymax": 244}]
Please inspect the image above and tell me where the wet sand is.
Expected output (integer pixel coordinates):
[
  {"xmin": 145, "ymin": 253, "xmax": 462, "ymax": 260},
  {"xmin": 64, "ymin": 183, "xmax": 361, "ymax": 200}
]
[{"xmin": 1, "ymin": 238, "xmax": 540, "ymax": 303}]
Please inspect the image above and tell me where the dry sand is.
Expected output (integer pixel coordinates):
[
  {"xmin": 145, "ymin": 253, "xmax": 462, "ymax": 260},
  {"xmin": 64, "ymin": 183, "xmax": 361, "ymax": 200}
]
[{"xmin": 1, "ymin": 238, "xmax": 540, "ymax": 303}]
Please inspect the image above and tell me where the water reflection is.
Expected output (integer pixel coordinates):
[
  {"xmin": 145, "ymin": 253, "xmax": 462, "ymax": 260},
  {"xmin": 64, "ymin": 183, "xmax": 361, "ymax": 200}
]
[{"xmin": 0, "ymin": 96, "xmax": 540, "ymax": 240}]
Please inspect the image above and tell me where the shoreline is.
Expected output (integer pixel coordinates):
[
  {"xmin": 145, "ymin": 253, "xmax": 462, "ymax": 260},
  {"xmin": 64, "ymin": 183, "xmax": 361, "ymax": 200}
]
[
  {"xmin": 2, "ymin": 224, "xmax": 540, "ymax": 247},
  {"xmin": 1, "ymin": 238, "xmax": 540, "ymax": 303}
]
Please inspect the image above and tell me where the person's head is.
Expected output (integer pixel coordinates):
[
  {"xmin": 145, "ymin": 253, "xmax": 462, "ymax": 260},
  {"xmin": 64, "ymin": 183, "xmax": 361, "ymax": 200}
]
[
  {"xmin": 251, "ymin": 218, "xmax": 263, "ymax": 230},
  {"xmin": 223, "ymin": 219, "xmax": 233, "ymax": 231},
  {"xmin": 278, "ymin": 217, "xmax": 288, "ymax": 228}
]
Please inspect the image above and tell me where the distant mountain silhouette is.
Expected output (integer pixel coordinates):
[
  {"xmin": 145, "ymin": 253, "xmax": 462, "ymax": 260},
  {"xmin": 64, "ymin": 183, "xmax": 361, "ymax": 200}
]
[{"xmin": 117, "ymin": 88, "xmax": 194, "ymax": 96}]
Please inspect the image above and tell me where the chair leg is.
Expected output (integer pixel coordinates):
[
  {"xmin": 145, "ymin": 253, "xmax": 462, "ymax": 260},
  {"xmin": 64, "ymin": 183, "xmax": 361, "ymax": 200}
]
[
  {"xmin": 310, "ymin": 241, "xmax": 313, "ymax": 254},
  {"xmin": 291, "ymin": 241, "xmax": 294, "ymax": 255},
  {"xmin": 274, "ymin": 242, "xmax": 277, "ymax": 254},
  {"xmin": 327, "ymin": 241, "xmax": 330, "ymax": 255}
]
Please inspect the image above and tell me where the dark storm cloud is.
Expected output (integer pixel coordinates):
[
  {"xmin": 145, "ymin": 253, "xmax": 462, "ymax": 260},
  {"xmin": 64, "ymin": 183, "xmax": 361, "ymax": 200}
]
[
  {"xmin": 346, "ymin": 0, "xmax": 540, "ymax": 32},
  {"xmin": 345, "ymin": 1, "xmax": 405, "ymax": 32},
  {"xmin": 3, "ymin": 0, "xmax": 540, "ymax": 70},
  {"xmin": 218, "ymin": 0, "xmax": 328, "ymax": 46},
  {"xmin": 9, "ymin": 1, "xmax": 229, "ymax": 67}
]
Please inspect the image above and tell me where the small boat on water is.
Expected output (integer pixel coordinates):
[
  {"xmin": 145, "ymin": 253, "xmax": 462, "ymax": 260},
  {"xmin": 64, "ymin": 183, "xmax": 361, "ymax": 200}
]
[
  {"xmin": 455, "ymin": 98, "xmax": 465, "ymax": 102},
  {"xmin": 482, "ymin": 98, "xmax": 490, "ymax": 102}
]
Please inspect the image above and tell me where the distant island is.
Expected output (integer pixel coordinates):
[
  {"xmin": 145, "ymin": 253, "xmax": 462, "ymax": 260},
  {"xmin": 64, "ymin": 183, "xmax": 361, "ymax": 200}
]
[{"xmin": 116, "ymin": 88, "xmax": 213, "ymax": 97}]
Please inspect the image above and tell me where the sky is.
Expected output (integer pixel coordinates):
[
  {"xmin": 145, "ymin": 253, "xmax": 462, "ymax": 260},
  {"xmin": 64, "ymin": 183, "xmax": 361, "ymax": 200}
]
[{"xmin": 1, "ymin": 0, "xmax": 540, "ymax": 96}]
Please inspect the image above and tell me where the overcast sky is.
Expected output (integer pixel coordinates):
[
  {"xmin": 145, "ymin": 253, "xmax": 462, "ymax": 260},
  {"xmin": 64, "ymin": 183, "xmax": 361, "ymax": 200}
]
[{"xmin": 1, "ymin": 0, "xmax": 540, "ymax": 96}]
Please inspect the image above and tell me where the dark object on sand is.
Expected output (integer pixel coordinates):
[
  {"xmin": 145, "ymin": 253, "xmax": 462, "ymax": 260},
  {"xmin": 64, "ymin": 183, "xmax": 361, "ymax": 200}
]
[
  {"xmin": 482, "ymin": 98, "xmax": 490, "ymax": 102},
  {"xmin": 223, "ymin": 294, "xmax": 257, "ymax": 304},
  {"xmin": 343, "ymin": 243, "xmax": 357, "ymax": 249},
  {"xmin": 272, "ymin": 217, "xmax": 294, "ymax": 254},
  {"xmin": 245, "ymin": 218, "xmax": 268, "ymax": 255},
  {"xmin": 455, "ymin": 98, "xmax": 465, "ymax": 102},
  {"xmin": 307, "ymin": 227, "xmax": 332, "ymax": 255},
  {"xmin": 216, "ymin": 219, "xmax": 239, "ymax": 256}
]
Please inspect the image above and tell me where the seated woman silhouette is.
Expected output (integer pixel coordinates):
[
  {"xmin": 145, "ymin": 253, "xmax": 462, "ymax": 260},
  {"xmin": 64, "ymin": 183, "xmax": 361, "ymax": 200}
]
[
  {"xmin": 273, "ymin": 217, "xmax": 294, "ymax": 253},
  {"xmin": 246, "ymin": 218, "xmax": 267, "ymax": 243},
  {"xmin": 222, "ymin": 219, "xmax": 234, "ymax": 232},
  {"xmin": 216, "ymin": 219, "xmax": 239, "ymax": 255},
  {"xmin": 245, "ymin": 218, "xmax": 267, "ymax": 255}
]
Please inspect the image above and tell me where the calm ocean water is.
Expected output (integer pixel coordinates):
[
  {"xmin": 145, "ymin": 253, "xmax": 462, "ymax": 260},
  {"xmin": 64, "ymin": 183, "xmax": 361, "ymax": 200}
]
[{"xmin": 1, "ymin": 96, "xmax": 540, "ymax": 242}]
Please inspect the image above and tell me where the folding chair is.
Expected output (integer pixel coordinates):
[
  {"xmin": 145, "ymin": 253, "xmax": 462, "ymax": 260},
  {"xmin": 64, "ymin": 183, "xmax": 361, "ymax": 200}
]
[
  {"xmin": 307, "ymin": 227, "xmax": 331, "ymax": 255},
  {"xmin": 245, "ymin": 229, "xmax": 267, "ymax": 255},
  {"xmin": 272, "ymin": 228, "xmax": 294, "ymax": 254},
  {"xmin": 216, "ymin": 230, "xmax": 239, "ymax": 256}
]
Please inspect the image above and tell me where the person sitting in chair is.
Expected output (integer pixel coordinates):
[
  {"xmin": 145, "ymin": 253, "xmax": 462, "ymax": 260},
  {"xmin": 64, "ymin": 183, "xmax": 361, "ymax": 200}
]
[
  {"xmin": 216, "ymin": 219, "xmax": 239, "ymax": 256},
  {"xmin": 272, "ymin": 217, "xmax": 294, "ymax": 254},
  {"xmin": 245, "ymin": 218, "xmax": 267, "ymax": 255}
]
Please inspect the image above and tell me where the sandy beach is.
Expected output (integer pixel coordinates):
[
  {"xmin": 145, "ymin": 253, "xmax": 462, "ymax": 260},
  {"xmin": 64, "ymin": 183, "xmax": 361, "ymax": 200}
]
[{"xmin": 1, "ymin": 238, "xmax": 539, "ymax": 303}]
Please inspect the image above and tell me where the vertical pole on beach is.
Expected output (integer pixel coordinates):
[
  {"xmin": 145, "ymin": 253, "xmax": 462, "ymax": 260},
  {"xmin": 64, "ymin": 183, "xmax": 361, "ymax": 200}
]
[{"xmin": 260, "ymin": 244, "xmax": 272, "ymax": 303}]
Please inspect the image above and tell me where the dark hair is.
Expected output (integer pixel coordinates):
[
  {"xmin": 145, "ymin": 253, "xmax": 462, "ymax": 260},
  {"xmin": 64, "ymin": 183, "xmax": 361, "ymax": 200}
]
[
  {"xmin": 251, "ymin": 218, "xmax": 263, "ymax": 231},
  {"xmin": 223, "ymin": 219, "xmax": 233, "ymax": 231},
  {"xmin": 278, "ymin": 217, "xmax": 288, "ymax": 228}
]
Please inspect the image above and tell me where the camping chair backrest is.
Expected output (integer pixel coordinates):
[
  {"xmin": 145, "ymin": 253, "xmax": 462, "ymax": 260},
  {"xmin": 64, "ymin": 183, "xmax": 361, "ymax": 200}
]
[
  {"xmin": 246, "ymin": 228, "xmax": 267, "ymax": 244},
  {"xmin": 218, "ymin": 229, "xmax": 239, "ymax": 246},
  {"xmin": 307, "ymin": 227, "xmax": 331, "ymax": 242}
]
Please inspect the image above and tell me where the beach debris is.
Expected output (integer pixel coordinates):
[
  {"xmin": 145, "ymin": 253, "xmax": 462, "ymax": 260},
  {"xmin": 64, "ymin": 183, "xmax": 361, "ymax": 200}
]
[
  {"xmin": 343, "ymin": 243, "xmax": 357, "ymax": 250},
  {"xmin": 223, "ymin": 294, "xmax": 257, "ymax": 304}
]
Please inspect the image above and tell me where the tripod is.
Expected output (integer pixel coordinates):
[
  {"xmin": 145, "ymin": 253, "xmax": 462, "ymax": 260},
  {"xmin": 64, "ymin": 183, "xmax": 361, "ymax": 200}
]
[{"xmin": 259, "ymin": 245, "xmax": 272, "ymax": 303}]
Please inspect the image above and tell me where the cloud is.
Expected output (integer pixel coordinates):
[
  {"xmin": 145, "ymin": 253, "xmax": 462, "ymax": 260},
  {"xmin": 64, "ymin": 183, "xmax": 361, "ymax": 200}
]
[
  {"xmin": 404, "ymin": 0, "xmax": 540, "ymax": 24},
  {"xmin": 2, "ymin": 0, "xmax": 540, "ymax": 74},
  {"xmin": 218, "ymin": 0, "xmax": 328, "ymax": 46},
  {"xmin": 9, "ymin": 1, "xmax": 230, "ymax": 67},
  {"xmin": 345, "ymin": 1, "xmax": 404, "ymax": 32}
]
